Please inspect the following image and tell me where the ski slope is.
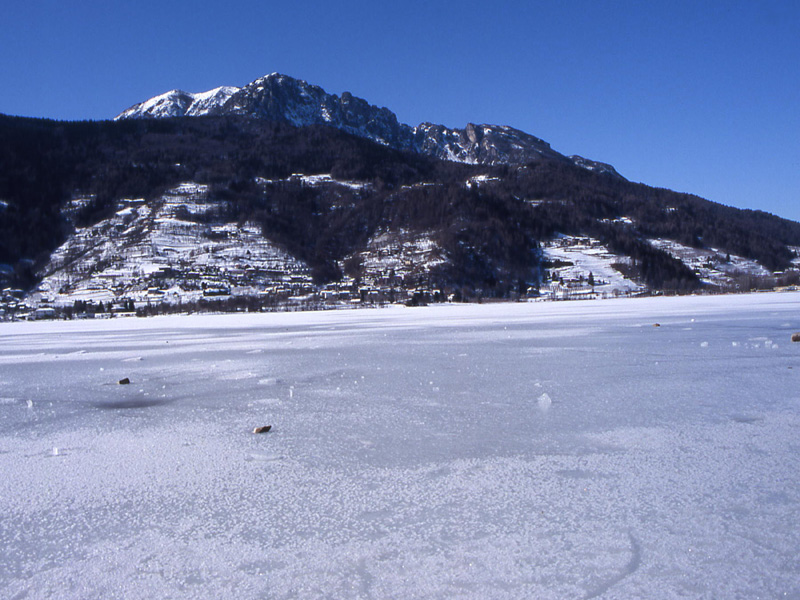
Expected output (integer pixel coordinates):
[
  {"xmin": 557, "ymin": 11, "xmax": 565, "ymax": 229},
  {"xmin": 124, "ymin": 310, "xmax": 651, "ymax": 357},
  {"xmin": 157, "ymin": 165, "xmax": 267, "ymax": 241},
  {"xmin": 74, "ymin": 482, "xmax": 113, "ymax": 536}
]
[{"xmin": 1, "ymin": 293, "xmax": 799, "ymax": 598}]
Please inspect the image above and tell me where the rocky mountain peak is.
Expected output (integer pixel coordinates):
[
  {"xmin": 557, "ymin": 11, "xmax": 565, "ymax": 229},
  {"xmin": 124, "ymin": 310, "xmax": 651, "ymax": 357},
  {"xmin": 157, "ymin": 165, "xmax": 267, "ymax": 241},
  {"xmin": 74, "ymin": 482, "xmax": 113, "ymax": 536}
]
[
  {"xmin": 465, "ymin": 123, "xmax": 482, "ymax": 144},
  {"xmin": 115, "ymin": 73, "xmax": 622, "ymax": 177}
]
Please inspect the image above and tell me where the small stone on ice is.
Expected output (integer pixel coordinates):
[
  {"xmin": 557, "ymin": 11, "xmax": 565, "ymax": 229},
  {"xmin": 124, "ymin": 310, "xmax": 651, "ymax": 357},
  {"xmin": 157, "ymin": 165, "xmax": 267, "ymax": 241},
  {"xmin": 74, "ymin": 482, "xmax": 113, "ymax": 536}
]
[
  {"xmin": 253, "ymin": 425, "xmax": 272, "ymax": 434},
  {"xmin": 118, "ymin": 377, "xmax": 131, "ymax": 385}
]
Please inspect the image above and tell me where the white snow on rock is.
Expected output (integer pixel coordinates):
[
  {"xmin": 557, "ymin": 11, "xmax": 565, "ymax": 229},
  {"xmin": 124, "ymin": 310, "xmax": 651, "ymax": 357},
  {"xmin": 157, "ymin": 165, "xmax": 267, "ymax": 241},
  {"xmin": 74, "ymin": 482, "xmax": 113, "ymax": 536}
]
[
  {"xmin": 115, "ymin": 86, "xmax": 240, "ymax": 120},
  {"xmin": 184, "ymin": 86, "xmax": 239, "ymax": 116},
  {"xmin": 1, "ymin": 293, "xmax": 799, "ymax": 598}
]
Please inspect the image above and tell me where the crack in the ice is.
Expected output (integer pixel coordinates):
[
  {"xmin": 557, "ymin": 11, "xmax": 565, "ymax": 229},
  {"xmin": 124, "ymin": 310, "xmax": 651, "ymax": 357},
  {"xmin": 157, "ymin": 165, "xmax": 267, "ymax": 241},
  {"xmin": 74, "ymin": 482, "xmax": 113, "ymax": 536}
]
[{"xmin": 582, "ymin": 531, "xmax": 641, "ymax": 600}]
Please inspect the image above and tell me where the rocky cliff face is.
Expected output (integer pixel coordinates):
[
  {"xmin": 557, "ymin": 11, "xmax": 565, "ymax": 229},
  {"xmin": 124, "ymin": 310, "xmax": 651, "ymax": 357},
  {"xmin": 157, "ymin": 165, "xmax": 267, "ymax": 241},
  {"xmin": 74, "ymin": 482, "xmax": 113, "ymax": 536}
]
[
  {"xmin": 116, "ymin": 73, "xmax": 622, "ymax": 177},
  {"xmin": 412, "ymin": 122, "xmax": 566, "ymax": 165}
]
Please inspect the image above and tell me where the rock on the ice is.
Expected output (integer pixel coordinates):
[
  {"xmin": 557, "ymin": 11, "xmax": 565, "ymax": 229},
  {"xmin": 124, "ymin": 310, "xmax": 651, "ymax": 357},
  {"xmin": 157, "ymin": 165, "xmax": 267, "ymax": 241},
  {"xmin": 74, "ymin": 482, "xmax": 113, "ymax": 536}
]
[
  {"xmin": 791, "ymin": 332, "xmax": 800, "ymax": 342},
  {"xmin": 253, "ymin": 425, "xmax": 272, "ymax": 434}
]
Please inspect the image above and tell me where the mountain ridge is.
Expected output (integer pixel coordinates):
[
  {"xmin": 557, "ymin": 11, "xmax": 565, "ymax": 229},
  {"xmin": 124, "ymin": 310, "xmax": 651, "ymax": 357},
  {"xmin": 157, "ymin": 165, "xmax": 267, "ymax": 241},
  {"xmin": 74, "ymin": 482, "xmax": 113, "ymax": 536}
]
[{"xmin": 116, "ymin": 73, "xmax": 622, "ymax": 178}]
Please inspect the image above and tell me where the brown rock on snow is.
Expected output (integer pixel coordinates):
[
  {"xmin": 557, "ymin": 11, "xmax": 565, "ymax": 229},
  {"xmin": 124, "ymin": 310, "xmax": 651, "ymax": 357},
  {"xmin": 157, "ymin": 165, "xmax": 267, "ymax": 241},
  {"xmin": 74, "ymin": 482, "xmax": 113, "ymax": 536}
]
[{"xmin": 253, "ymin": 425, "xmax": 272, "ymax": 434}]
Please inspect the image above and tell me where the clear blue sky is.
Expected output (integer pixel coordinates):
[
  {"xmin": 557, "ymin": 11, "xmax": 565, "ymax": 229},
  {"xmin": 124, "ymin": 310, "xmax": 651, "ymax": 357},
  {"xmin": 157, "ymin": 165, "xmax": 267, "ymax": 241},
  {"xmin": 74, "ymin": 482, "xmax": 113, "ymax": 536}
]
[{"xmin": 2, "ymin": 1, "xmax": 799, "ymax": 221}]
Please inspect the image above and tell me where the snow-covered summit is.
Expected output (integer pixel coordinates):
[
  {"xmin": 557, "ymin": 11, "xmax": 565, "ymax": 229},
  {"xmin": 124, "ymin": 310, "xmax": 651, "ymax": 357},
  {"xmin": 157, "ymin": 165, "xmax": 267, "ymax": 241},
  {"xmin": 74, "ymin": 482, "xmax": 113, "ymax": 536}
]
[
  {"xmin": 185, "ymin": 86, "xmax": 240, "ymax": 116},
  {"xmin": 115, "ymin": 73, "xmax": 623, "ymax": 176},
  {"xmin": 115, "ymin": 85, "xmax": 240, "ymax": 120}
]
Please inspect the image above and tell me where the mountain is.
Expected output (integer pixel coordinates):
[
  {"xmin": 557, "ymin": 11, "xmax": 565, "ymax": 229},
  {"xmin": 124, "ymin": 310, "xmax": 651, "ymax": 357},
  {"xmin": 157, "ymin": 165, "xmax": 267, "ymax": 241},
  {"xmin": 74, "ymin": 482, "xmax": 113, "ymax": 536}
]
[
  {"xmin": 116, "ymin": 73, "xmax": 621, "ymax": 177},
  {"xmin": 115, "ymin": 86, "xmax": 239, "ymax": 119},
  {"xmin": 1, "ymin": 76, "xmax": 799, "ymax": 317}
]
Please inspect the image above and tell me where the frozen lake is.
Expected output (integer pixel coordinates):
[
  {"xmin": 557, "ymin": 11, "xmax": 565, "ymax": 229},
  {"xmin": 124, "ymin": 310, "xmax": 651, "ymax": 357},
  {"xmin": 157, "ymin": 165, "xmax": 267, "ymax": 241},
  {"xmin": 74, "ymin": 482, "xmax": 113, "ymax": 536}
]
[{"xmin": 2, "ymin": 293, "xmax": 799, "ymax": 599}]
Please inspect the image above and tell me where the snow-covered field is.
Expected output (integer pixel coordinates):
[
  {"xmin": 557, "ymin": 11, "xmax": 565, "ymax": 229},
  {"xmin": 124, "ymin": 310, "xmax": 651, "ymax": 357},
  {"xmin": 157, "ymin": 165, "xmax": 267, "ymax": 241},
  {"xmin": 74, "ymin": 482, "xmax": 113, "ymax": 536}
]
[
  {"xmin": 542, "ymin": 235, "xmax": 642, "ymax": 298},
  {"xmin": 2, "ymin": 294, "xmax": 799, "ymax": 599}
]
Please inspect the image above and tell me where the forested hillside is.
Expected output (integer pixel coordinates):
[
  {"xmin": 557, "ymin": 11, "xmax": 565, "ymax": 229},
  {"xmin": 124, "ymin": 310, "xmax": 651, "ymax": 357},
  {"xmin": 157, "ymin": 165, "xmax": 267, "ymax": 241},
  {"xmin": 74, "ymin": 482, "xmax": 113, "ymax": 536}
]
[{"xmin": 1, "ymin": 114, "xmax": 799, "ymax": 298}]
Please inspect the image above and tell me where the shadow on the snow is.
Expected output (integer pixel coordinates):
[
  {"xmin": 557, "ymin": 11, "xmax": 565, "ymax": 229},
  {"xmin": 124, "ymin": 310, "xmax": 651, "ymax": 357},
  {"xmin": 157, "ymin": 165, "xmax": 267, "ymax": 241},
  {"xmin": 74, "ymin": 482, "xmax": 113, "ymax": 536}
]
[{"xmin": 91, "ymin": 398, "xmax": 176, "ymax": 410}]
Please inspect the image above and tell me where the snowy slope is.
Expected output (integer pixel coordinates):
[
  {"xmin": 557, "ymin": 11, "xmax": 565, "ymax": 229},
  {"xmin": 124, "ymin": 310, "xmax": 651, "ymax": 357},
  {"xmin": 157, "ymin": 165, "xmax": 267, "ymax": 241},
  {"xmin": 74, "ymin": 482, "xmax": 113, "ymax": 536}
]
[
  {"xmin": 34, "ymin": 183, "xmax": 311, "ymax": 307},
  {"xmin": 648, "ymin": 238, "xmax": 772, "ymax": 288},
  {"xmin": 2, "ymin": 293, "xmax": 800, "ymax": 598},
  {"xmin": 115, "ymin": 86, "xmax": 240, "ymax": 119},
  {"xmin": 542, "ymin": 234, "xmax": 643, "ymax": 298}
]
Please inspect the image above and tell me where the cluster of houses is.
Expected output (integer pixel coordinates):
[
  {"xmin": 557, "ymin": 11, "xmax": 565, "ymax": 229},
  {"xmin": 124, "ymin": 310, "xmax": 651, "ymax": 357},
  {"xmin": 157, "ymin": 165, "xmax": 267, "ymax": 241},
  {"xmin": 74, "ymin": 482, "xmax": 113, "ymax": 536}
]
[
  {"xmin": 5, "ymin": 248, "xmax": 457, "ymax": 320},
  {"xmin": 0, "ymin": 288, "xmax": 31, "ymax": 321},
  {"xmin": 3, "ymin": 236, "xmax": 624, "ymax": 321},
  {"xmin": 317, "ymin": 276, "xmax": 444, "ymax": 306}
]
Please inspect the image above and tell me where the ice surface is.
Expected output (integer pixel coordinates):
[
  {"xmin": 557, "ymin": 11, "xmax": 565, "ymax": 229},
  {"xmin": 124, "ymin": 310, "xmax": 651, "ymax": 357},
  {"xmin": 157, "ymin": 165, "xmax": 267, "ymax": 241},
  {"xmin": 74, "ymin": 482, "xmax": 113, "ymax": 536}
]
[{"xmin": 1, "ymin": 293, "xmax": 800, "ymax": 598}]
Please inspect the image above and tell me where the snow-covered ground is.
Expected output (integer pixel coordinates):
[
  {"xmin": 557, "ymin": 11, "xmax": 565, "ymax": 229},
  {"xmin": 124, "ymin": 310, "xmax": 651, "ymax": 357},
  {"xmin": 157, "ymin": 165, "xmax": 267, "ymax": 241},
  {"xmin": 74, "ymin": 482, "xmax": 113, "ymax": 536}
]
[
  {"xmin": 648, "ymin": 238, "xmax": 772, "ymax": 287},
  {"xmin": 542, "ymin": 235, "xmax": 643, "ymax": 298},
  {"xmin": 257, "ymin": 173, "xmax": 371, "ymax": 191},
  {"xmin": 2, "ymin": 293, "xmax": 800, "ymax": 598},
  {"xmin": 791, "ymin": 246, "xmax": 800, "ymax": 267},
  {"xmin": 34, "ymin": 183, "xmax": 312, "ymax": 307}
]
